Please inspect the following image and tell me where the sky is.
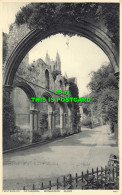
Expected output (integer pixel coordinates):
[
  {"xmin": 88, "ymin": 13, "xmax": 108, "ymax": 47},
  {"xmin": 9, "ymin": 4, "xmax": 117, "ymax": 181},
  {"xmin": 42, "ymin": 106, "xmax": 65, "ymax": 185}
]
[{"xmin": 2, "ymin": 2, "xmax": 110, "ymax": 97}]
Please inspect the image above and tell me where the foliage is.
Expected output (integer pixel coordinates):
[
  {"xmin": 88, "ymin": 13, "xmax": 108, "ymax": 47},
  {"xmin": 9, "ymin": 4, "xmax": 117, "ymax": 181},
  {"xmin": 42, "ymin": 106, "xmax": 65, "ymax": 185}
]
[
  {"xmin": 83, "ymin": 106, "xmax": 91, "ymax": 116},
  {"xmin": 3, "ymin": 90, "xmax": 18, "ymax": 150},
  {"xmin": 52, "ymin": 70, "xmax": 61, "ymax": 81},
  {"xmin": 99, "ymin": 4, "xmax": 119, "ymax": 52},
  {"xmin": 11, "ymin": 127, "xmax": 32, "ymax": 144},
  {"xmin": 52, "ymin": 128, "xmax": 61, "ymax": 139},
  {"xmin": 3, "ymin": 138, "xmax": 25, "ymax": 151},
  {"xmin": 87, "ymin": 63, "xmax": 118, "ymax": 131},
  {"xmin": 15, "ymin": 3, "xmax": 119, "ymax": 50},
  {"xmin": 3, "ymin": 32, "xmax": 8, "ymax": 63},
  {"xmin": 32, "ymin": 132, "xmax": 42, "ymax": 143},
  {"xmin": 3, "ymin": 89, "xmax": 15, "ymax": 140},
  {"xmin": 39, "ymin": 112, "xmax": 48, "ymax": 134},
  {"xmin": 81, "ymin": 117, "xmax": 92, "ymax": 127},
  {"xmin": 69, "ymin": 82, "xmax": 81, "ymax": 131}
]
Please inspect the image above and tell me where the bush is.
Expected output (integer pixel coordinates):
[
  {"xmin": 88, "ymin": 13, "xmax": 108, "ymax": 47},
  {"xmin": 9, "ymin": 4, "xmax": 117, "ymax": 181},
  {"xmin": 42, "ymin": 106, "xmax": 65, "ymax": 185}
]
[
  {"xmin": 81, "ymin": 117, "xmax": 92, "ymax": 127},
  {"xmin": 11, "ymin": 127, "xmax": 32, "ymax": 143},
  {"xmin": 52, "ymin": 128, "xmax": 61, "ymax": 138},
  {"xmin": 39, "ymin": 112, "xmax": 48, "ymax": 134},
  {"xmin": 3, "ymin": 138, "xmax": 25, "ymax": 151},
  {"xmin": 3, "ymin": 89, "xmax": 15, "ymax": 148},
  {"xmin": 32, "ymin": 132, "xmax": 42, "ymax": 143}
]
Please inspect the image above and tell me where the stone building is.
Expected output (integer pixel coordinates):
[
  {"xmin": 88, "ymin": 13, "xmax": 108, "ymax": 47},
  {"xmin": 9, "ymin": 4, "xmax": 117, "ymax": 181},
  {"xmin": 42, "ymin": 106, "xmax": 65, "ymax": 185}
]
[
  {"xmin": 4, "ymin": 23, "xmax": 80, "ymax": 144},
  {"xmin": 11, "ymin": 51, "xmax": 78, "ymax": 143}
]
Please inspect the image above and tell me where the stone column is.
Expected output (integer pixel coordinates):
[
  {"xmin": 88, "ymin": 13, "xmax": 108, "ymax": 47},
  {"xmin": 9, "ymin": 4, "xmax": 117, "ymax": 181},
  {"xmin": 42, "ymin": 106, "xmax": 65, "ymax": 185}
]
[
  {"xmin": 90, "ymin": 107, "xmax": 94, "ymax": 129},
  {"xmin": 48, "ymin": 112, "xmax": 52, "ymax": 138},
  {"xmin": 69, "ymin": 115, "xmax": 72, "ymax": 130},
  {"xmin": 3, "ymin": 85, "xmax": 13, "ymax": 141},
  {"xmin": 30, "ymin": 109, "xmax": 38, "ymax": 142},
  {"xmin": 63, "ymin": 113, "xmax": 66, "ymax": 129},
  {"xmin": 67, "ymin": 105, "xmax": 72, "ymax": 131},
  {"xmin": 67, "ymin": 114, "xmax": 71, "ymax": 133},
  {"xmin": 59, "ymin": 106, "xmax": 64, "ymax": 136},
  {"xmin": 51, "ymin": 111, "xmax": 55, "ymax": 135}
]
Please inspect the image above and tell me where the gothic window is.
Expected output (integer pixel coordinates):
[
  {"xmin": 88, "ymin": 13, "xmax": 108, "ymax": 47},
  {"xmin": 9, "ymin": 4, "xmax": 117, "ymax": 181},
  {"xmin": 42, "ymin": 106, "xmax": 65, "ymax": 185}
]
[
  {"xmin": 45, "ymin": 69, "xmax": 49, "ymax": 89},
  {"xmin": 60, "ymin": 80, "xmax": 63, "ymax": 88}
]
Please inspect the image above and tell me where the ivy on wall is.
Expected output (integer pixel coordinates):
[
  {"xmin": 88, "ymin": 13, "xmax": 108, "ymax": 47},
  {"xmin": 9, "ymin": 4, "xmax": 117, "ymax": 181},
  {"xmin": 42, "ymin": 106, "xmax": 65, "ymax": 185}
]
[
  {"xmin": 69, "ymin": 82, "xmax": 81, "ymax": 131},
  {"xmin": 39, "ymin": 112, "xmax": 48, "ymax": 134},
  {"xmin": 3, "ymin": 89, "xmax": 15, "ymax": 148},
  {"xmin": 52, "ymin": 70, "xmax": 61, "ymax": 81}
]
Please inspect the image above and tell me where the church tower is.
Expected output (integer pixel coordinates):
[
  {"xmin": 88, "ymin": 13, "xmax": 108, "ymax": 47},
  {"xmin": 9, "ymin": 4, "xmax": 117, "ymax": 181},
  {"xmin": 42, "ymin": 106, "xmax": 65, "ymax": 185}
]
[
  {"xmin": 45, "ymin": 52, "xmax": 51, "ymax": 65},
  {"xmin": 55, "ymin": 51, "xmax": 61, "ymax": 72}
]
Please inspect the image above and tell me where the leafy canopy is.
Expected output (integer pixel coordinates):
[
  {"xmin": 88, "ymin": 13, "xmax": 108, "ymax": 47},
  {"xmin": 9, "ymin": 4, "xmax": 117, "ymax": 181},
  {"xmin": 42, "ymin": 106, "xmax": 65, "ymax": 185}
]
[{"xmin": 15, "ymin": 3, "xmax": 119, "ymax": 50}]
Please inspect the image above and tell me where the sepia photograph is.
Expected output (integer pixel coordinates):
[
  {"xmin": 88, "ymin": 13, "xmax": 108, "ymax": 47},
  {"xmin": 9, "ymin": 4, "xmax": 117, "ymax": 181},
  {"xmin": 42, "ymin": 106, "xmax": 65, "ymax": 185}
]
[{"xmin": 1, "ymin": 1, "xmax": 120, "ymax": 192}]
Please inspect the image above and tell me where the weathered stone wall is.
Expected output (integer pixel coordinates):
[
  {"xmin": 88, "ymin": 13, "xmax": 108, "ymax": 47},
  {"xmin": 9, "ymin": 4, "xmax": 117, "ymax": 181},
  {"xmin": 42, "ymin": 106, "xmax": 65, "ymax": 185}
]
[
  {"xmin": 11, "ymin": 88, "xmax": 30, "ymax": 126},
  {"xmin": 6, "ymin": 23, "xmax": 30, "ymax": 63},
  {"xmin": 6, "ymin": 23, "xmax": 77, "ymax": 144},
  {"xmin": 3, "ymin": 23, "xmax": 30, "ymax": 78},
  {"xmin": 11, "ymin": 87, "xmax": 31, "ymax": 143}
]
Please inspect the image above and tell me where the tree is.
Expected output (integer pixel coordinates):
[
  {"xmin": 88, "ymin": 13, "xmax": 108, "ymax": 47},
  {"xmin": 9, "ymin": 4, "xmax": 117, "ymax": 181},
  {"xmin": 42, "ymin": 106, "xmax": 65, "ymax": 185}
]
[
  {"xmin": 15, "ymin": 3, "xmax": 119, "ymax": 51},
  {"xmin": 87, "ymin": 63, "xmax": 118, "ymax": 132}
]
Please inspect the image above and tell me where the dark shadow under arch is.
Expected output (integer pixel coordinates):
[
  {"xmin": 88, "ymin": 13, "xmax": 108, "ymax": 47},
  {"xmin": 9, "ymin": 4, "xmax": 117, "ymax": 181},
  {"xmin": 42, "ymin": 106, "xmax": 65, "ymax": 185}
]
[{"xmin": 42, "ymin": 91, "xmax": 52, "ymax": 99}]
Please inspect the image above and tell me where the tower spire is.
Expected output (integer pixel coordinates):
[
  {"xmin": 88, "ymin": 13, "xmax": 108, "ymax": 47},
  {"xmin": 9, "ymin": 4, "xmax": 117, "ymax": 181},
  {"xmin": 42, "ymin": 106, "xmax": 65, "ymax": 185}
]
[
  {"xmin": 45, "ymin": 51, "xmax": 51, "ymax": 65},
  {"xmin": 55, "ymin": 50, "xmax": 61, "ymax": 72}
]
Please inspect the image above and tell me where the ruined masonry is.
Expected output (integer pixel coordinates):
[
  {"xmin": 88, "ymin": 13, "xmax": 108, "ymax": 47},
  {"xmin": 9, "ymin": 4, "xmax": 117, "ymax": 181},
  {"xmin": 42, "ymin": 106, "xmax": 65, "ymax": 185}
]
[{"xmin": 6, "ymin": 24, "xmax": 79, "ymax": 144}]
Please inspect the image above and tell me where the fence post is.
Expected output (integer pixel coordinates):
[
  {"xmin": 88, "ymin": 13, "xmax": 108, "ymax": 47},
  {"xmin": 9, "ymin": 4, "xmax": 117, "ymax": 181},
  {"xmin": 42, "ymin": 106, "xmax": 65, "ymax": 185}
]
[
  {"xmin": 113, "ymin": 167, "xmax": 114, "ymax": 182},
  {"xmin": 70, "ymin": 174, "xmax": 72, "ymax": 189},
  {"xmin": 82, "ymin": 172, "xmax": 83, "ymax": 182},
  {"xmin": 76, "ymin": 173, "xmax": 78, "ymax": 188},
  {"xmin": 92, "ymin": 168, "xmax": 94, "ymax": 175},
  {"xmin": 41, "ymin": 182, "xmax": 43, "ymax": 190},
  {"xmin": 63, "ymin": 176, "xmax": 65, "ymax": 189},
  {"xmin": 82, "ymin": 172, "xmax": 84, "ymax": 189},
  {"xmin": 33, "ymin": 184, "xmax": 35, "ymax": 190},
  {"xmin": 105, "ymin": 166, "xmax": 107, "ymax": 189},
  {"xmin": 116, "ymin": 166, "xmax": 118, "ymax": 178},
  {"xmin": 101, "ymin": 167, "xmax": 103, "ymax": 183},
  {"xmin": 87, "ymin": 170, "xmax": 89, "ymax": 176},
  {"xmin": 23, "ymin": 186, "xmax": 25, "ymax": 190},
  {"xmin": 96, "ymin": 167, "xmax": 98, "ymax": 181},
  {"xmin": 57, "ymin": 178, "xmax": 59, "ymax": 190},
  {"xmin": 49, "ymin": 181, "xmax": 51, "ymax": 190}
]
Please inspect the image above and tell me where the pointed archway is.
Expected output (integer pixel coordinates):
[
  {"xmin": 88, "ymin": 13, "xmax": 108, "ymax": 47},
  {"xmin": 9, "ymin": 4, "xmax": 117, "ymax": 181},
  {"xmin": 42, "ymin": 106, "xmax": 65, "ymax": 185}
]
[{"xmin": 3, "ymin": 21, "xmax": 119, "ymax": 87}]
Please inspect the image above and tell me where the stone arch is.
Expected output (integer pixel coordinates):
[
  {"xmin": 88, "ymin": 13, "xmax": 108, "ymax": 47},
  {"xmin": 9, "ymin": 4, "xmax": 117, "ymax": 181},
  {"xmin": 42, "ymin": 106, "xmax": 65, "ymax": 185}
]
[
  {"xmin": 3, "ymin": 21, "xmax": 119, "ymax": 86},
  {"xmin": 11, "ymin": 82, "xmax": 38, "ymax": 143},
  {"xmin": 12, "ymin": 82, "xmax": 37, "ymax": 109},
  {"xmin": 41, "ymin": 91, "xmax": 54, "ymax": 109}
]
